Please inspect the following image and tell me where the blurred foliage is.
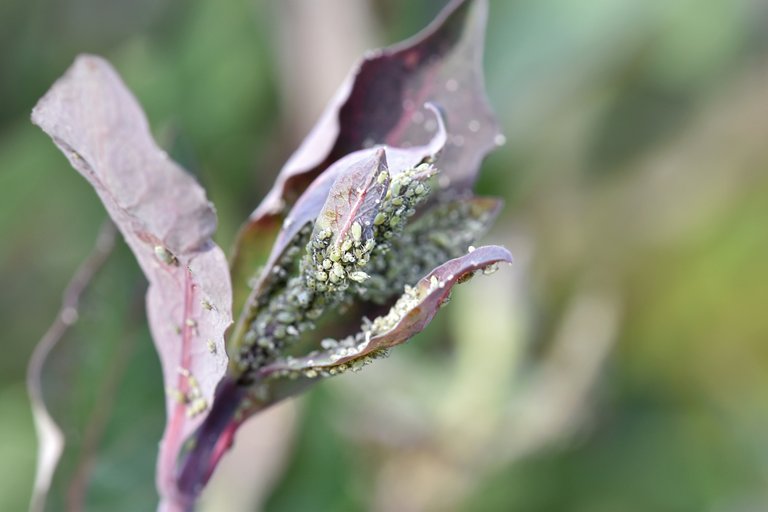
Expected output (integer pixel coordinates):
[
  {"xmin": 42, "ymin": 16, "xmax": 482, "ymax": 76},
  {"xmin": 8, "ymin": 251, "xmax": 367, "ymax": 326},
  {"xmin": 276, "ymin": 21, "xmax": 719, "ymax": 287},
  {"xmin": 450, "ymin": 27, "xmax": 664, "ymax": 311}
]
[{"xmin": 2, "ymin": 0, "xmax": 768, "ymax": 510}]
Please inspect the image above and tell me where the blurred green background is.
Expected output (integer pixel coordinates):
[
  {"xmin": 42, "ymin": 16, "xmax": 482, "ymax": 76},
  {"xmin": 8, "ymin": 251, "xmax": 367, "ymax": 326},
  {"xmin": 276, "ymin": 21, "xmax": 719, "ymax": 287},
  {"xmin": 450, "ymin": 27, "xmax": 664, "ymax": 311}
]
[{"xmin": 2, "ymin": 0, "xmax": 768, "ymax": 510}]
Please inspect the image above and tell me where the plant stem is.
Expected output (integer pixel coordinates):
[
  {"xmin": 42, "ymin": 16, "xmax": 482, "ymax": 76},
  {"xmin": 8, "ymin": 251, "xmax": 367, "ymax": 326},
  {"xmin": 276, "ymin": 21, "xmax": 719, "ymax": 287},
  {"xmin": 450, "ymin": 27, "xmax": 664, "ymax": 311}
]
[{"xmin": 174, "ymin": 377, "xmax": 247, "ymax": 503}]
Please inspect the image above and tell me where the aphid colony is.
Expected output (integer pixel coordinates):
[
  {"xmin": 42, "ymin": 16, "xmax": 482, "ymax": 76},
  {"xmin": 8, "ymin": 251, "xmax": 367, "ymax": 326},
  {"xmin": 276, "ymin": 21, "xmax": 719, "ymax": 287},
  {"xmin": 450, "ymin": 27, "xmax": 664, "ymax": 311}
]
[
  {"xmin": 233, "ymin": 163, "xmax": 436, "ymax": 377},
  {"xmin": 362, "ymin": 197, "xmax": 498, "ymax": 303}
]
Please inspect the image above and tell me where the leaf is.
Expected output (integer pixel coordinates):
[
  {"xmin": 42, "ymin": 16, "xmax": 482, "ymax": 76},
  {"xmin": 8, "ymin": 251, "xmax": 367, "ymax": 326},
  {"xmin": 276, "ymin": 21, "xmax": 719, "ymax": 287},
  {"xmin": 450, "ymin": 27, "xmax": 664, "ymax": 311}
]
[
  {"xmin": 230, "ymin": 0, "xmax": 499, "ymax": 305},
  {"xmin": 312, "ymin": 147, "xmax": 389, "ymax": 245},
  {"xmin": 362, "ymin": 195, "xmax": 503, "ymax": 303},
  {"xmin": 249, "ymin": 0, "xmax": 500, "ymax": 224},
  {"xmin": 230, "ymin": 104, "xmax": 446, "ymax": 312},
  {"xmin": 259, "ymin": 245, "xmax": 513, "ymax": 377},
  {"xmin": 31, "ymin": 55, "xmax": 233, "ymax": 506}
]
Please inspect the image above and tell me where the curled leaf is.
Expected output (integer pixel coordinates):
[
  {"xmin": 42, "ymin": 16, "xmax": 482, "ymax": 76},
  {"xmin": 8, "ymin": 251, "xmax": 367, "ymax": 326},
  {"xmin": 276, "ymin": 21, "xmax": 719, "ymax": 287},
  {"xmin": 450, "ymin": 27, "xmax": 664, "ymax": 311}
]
[
  {"xmin": 259, "ymin": 245, "xmax": 513, "ymax": 377},
  {"xmin": 31, "ymin": 55, "xmax": 233, "ymax": 506},
  {"xmin": 234, "ymin": 105, "xmax": 446, "ymax": 306},
  {"xmin": 251, "ymin": 0, "xmax": 500, "ymax": 222},
  {"xmin": 362, "ymin": 195, "xmax": 503, "ymax": 303},
  {"xmin": 229, "ymin": 0, "xmax": 497, "ymax": 297},
  {"xmin": 312, "ymin": 147, "xmax": 389, "ymax": 246}
]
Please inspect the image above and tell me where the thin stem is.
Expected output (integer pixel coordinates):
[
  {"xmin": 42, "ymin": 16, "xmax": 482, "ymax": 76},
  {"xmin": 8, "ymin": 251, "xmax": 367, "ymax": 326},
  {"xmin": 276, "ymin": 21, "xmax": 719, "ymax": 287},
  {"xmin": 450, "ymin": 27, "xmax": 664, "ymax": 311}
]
[{"xmin": 28, "ymin": 220, "xmax": 117, "ymax": 512}]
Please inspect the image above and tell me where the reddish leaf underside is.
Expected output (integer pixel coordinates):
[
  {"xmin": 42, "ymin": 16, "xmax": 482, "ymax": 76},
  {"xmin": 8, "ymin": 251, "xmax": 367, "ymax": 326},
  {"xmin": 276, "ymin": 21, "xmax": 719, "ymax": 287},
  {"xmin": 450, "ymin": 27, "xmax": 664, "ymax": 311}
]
[
  {"xmin": 230, "ymin": 0, "xmax": 499, "ymax": 306},
  {"xmin": 31, "ymin": 55, "xmax": 233, "ymax": 506}
]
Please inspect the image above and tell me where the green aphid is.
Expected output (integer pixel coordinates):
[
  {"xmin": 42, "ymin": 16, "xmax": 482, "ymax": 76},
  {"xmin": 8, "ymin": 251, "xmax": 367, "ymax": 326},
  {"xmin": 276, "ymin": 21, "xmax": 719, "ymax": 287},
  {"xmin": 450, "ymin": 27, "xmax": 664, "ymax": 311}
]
[
  {"xmin": 348, "ymin": 271, "xmax": 370, "ymax": 283},
  {"xmin": 351, "ymin": 221, "xmax": 362, "ymax": 242},
  {"xmin": 276, "ymin": 311, "xmax": 296, "ymax": 324},
  {"xmin": 154, "ymin": 245, "xmax": 178, "ymax": 266}
]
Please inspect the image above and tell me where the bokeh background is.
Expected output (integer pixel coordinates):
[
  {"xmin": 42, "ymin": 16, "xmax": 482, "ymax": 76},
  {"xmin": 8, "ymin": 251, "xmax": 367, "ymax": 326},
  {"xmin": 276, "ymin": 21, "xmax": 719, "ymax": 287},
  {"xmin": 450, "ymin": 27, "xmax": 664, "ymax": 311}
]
[{"xmin": 2, "ymin": 0, "xmax": 768, "ymax": 510}]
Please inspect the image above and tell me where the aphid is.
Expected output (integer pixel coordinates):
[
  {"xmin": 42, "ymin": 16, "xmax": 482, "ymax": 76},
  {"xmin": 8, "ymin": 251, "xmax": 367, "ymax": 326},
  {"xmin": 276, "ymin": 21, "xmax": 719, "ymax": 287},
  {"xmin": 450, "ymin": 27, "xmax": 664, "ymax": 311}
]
[
  {"xmin": 186, "ymin": 397, "xmax": 208, "ymax": 418},
  {"xmin": 351, "ymin": 221, "xmax": 362, "ymax": 242},
  {"xmin": 244, "ymin": 331, "xmax": 258, "ymax": 345},
  {"xmin": 206, "ymin": 339, "xmax": 217, "ymax": 354},
  {"xmin": 348, "ymin": 271, "xmax": 370, "ymax": 283},
  {"xmin": 167, "ymin": 387, "xmax": 186, "ymax": 405},
  {"xmin": 154, "ymin": 245, "xmax": 178, "ymax": 266},
  {"xmin": 321, "ymin": 338, "xmax": 338, "ymax": 350},
  {"xmin": 295, "ymin": 290, "xmax": 311, "ymax": 307},
  {"xmin": 276, "ymin": 311, "xmax": 296, "ymax": 324}
]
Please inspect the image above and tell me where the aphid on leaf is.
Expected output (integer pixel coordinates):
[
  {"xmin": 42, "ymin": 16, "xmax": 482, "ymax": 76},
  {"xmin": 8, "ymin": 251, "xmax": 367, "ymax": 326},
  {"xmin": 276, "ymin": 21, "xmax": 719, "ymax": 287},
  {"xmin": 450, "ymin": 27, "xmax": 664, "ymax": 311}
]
[{"xmin": 154, "ymin": 245, "xmax": 178, "ymax": 266}]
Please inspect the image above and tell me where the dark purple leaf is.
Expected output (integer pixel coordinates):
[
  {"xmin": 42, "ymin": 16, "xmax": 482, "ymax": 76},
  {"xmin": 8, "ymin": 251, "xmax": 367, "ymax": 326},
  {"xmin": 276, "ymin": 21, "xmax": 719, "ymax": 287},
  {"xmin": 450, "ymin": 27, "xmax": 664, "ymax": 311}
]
[
  {"xmin": 31, "ymin": 55, "xmax": 233, "ymax": 507},
  {"xmin": 228, "ymin": 0, "xmax": 500, "ymax": 296},
  {"xmin": 238, "ymin": 108, "xmax": 446, "ymax": 310},
  {"xmin": 250, "ymin": 0, "xmax": 499, "ymax": 223}
]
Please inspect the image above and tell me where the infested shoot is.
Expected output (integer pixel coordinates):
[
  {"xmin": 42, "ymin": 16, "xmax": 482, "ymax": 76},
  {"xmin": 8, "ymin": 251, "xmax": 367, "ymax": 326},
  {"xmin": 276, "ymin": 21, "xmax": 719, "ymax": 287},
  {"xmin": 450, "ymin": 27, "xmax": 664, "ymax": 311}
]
[{"xmin": 230, "ymin": 162, "xmax": 437, "ymax": 380}]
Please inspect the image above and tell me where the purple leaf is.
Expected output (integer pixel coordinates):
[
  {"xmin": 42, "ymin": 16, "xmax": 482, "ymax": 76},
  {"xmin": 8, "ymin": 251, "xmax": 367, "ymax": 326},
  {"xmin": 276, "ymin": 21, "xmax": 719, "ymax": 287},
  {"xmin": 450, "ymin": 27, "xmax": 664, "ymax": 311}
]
[
  {"xmin": 228, "ymin": 0, "xmax": 499, "ymax": 300},
  {"xmin": 31, "ymin": 55, "xmax": 233, "ymax": 507},
  {"xmin": 313, "ymin": 147, "xmax": 388, "ymax": 245},
  {"xmin": 250, "ymin": 0, "xmax": 500, "ymax": 223},
  {"xmin": 259, "ymin": 245, "xmax": 513, "ymax": 376},
  {"xmin": 238, "ymin": 109, "xmax": 446, "ymax": 311}
]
